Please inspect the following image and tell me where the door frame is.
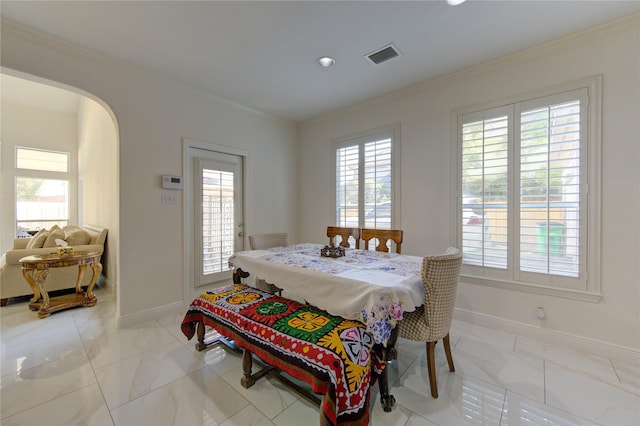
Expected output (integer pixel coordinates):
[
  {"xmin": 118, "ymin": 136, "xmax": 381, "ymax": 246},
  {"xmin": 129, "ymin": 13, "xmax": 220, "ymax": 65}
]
[{"xmin": 182, "ymin": 138, "xmax": 250, "ymax": 305}]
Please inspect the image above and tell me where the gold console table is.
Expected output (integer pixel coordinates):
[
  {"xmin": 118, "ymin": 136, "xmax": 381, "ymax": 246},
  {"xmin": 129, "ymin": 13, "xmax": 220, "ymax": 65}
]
[{"xmin": 20, "ymin": 251, "xmax": 102, "ymax": 318}]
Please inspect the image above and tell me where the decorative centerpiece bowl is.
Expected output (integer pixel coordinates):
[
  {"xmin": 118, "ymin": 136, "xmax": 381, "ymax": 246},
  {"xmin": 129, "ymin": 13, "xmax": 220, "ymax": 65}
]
[
  {"xmin": 57, "ymin": 246, "xmax": 74, "ymax": 257},
  {"xmin": 321, "ymin": 245, "xmax": 345, "ymax": 258}
]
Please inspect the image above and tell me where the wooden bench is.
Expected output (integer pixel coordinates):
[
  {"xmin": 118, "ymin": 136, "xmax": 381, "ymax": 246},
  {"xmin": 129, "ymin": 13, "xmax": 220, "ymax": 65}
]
[{"xmin": 181, "ymin": 283, "xmax": 385, "ymax": 426}]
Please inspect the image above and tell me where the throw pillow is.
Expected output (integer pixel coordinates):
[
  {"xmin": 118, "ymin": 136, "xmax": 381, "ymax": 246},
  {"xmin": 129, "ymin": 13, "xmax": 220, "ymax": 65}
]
[
  {"xmin": 43, "ymin": 225, "xmax": 65, "ymax": 248},
  {"xmin": 63, "ymin": 226, "xmax": 91, "ymax": 245},
  {"xmin": 26, "ymin": 228, "xmax": 47, "ymax": 249}
]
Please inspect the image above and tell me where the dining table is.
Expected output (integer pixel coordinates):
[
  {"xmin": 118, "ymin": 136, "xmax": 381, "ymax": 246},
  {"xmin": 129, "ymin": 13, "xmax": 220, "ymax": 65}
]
[{"xmin": 228, "ymin": 242, "xmax": 425, "ymax": 412}]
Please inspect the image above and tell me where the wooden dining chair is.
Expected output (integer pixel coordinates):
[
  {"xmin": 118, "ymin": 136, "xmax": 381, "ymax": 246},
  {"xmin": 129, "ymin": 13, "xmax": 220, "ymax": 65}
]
[
  {"xmin": 248, "ymin": 233, "xmax": 288, "ymax": 295},
  {"xmin": 327, "ymin": 226, "xmax": 360, "ymax": 249},
  {"xmin": 397, "ymin": 247, "xmax": 462, "ymax": 398},
  {"xmin": 361, "ymin": 228, "xmax": 403, "ymax": 254}
]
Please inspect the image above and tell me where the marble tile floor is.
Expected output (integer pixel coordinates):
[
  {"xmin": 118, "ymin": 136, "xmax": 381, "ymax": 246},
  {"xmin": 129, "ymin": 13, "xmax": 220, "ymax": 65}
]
[{"xmin": 1, "ymin": 287, "xmax": 638, "ymax": 426}]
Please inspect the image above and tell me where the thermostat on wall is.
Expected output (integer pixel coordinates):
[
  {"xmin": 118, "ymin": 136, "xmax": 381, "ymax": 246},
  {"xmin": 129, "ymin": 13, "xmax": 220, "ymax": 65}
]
[{"xmin": 162, "ymin": 175, "xmax": 183, "ymax": 190}]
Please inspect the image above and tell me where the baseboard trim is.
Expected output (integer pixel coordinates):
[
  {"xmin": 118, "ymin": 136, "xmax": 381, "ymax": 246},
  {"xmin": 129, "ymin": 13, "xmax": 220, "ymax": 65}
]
[
  {"xmin": 117, "ymin": 300, "xmax": 184, "ymax": 329},
  {"xmin": 454, "ymin": 308, "xmax": 640, "ymax": 362}
]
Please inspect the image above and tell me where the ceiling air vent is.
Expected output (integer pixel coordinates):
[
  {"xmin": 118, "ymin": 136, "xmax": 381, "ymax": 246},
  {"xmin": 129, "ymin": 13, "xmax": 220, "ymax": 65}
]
[{"xmin": 366, "ymin": 44, "xmax": 401, "ymax": 65}]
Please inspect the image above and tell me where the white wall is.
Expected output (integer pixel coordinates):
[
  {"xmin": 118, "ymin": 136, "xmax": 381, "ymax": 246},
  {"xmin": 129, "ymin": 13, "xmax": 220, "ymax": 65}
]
[
  {"xmin": 77, "ymin": 97, "xmax": 118, "ymax": 291},
  {"xmin": 298, "ymin": 16, "xmax": 640, "ymax": 351},
  {"xmin": 0, "ymin": 101, "xmax": 78, "ymax": 253},
  {"xmin": 1, "ymin": 21, "xmax": 298, "ymax": 323}
]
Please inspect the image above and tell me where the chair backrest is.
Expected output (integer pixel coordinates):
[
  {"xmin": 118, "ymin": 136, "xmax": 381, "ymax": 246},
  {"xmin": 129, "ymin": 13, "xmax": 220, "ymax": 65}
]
[
  {"xmin": 421, "ymin": 247, "xmax": 462, "ymax": 341},
  {"xmin": 326, "ymin": 226, "xmax": 360, "ymax": 249},
  {"xmin": 248, "ymin": 233, "xmax": 288, "ymax": 250},
  {"xmin": 361, "ymin": 228, "xmax": 403, "ymax": 254}
]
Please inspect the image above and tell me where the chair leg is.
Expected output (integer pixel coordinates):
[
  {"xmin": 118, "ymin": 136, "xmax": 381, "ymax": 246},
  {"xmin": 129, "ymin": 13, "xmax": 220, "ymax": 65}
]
[
  {"xmin": 443, "ymin": 333, "xmax": 455, "ymax": 372},
  {"xmin": 425, "ymin": 341, "xmax": 438, "ymax": 398}
]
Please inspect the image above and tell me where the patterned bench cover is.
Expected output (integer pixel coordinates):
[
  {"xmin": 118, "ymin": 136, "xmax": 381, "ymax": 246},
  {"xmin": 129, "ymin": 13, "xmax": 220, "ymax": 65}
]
[{"xmin": 181, "ymin": 284, "xmax": 385, "ymax": 426}]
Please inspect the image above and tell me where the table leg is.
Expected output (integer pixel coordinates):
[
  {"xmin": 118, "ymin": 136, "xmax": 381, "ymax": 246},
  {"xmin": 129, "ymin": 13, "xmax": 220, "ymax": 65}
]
[
  {"xmin": 85, "ymin": 261, "xmax": 102, "ymax": 305},
  {"xmin": 34, "ymin": 269, "xmax": 51, "ymax": 318},
  {"xmin": 320, "ymin": 410, "xmax": 331, "ymax": 426},
  {"xmin": 75, "ymin": 264, "xmax": 88, "ymax": 294},
  {"xmin": 195, "ymin": 320, "xmax": 208, "ymax": 351},
  {"xmin": 233, "ymin": 268, "xmax": 250, "ymax": 284},
  {"xmin": 376, "ymin": 327, "xmax": 398, "ymax": 412},
  {"xmin": 240, "ymin": 348, "xmax": 256, "ymax": 388},
  {"xmin": 22, "ymin": 269, "xmax": 41, "ymax": 304}
]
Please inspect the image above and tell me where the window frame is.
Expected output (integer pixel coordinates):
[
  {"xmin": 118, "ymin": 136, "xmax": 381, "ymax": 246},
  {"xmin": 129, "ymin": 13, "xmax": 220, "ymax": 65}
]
[
  {"xmin": 16, "ymin": 146, "xmax": 69, "ymax": 172},
  {"xmin": 332, "ymin": 124, "xmax": 401, "ymax": 230},
  {"xmin": 14, "ymin": 146, "xmax": 72, "ymax": 234},
  {"xmin": 451, "ymin": 77, "xmax": 602, "ymax": 302}
]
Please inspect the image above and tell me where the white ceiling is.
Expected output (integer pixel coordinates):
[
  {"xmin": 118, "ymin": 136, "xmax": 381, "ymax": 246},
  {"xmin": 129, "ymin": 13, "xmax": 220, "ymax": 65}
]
[{"xmin": 1, "ymin": 1, "xmax": 638, "ymax": 122}]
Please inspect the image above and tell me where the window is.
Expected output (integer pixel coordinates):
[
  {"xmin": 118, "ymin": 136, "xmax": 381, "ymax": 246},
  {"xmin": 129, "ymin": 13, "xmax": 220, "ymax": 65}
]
[
  {"xmin": 455, "ymin": 78, "xmax": 601, "ymax": 298},
  {"xmin": 334, "ymin": 126, "xmax": 398, "ymax": 229},
  {"xmin": 15, "ymin": 147, "xmax": 70, "ymax": 234},
  {"xmin": 16, "ymin": 147, "xmax": 68, "ymax": 172}
]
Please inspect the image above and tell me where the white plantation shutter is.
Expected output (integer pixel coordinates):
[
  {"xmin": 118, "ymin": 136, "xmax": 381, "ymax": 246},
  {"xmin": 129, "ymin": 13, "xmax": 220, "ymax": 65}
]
[
  {"xmin": 364, "ymin": 137, "xmax": 392, "ymax": 229},
  {"xmin": 517, "ymin": 91, "xmax": 587, "ymax": 286},
  {"xmin": 461, "ymin": 110, "xmax": 510, "ymax": 271},
  {"xmin": 335, "ymin": 129, "xmax": 395, "ymax": 229},
  {"xmin": 457, "ymin": 85, "xmax": 593, "ymax": 293},
  {"xmin": 336, "ymin": 144, "xmax": 360, "ymax": 227},
  {"xmin": 201, "ymin": 168, "xmax": 235, "ymax": 275}
]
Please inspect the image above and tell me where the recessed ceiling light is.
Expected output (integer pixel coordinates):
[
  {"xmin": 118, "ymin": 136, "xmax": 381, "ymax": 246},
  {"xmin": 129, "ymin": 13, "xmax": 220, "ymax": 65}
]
[
  {"xmin": 317, "ymin": 56, "xmax": 335, "ymax": 68},
  {"xmin": 447, "ymin": 0, "xmax": 467, "ymax": 5}
]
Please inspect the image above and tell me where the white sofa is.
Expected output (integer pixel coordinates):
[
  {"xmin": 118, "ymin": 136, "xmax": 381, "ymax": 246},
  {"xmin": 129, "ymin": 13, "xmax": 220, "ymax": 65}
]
[{"xmin": 0, "ymin": 225, "xmax": 108, "ymax": 305}]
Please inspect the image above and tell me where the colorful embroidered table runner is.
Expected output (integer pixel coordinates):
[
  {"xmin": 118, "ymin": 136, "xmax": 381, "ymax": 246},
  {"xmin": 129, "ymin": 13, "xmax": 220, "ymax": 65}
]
[
  {"xmin": 229, "ymin": 243, "xmax": 424, "ymax": 346},
  {"xmin": 181, "ymin": 284, "xmax": 385, "ymax": 426}
]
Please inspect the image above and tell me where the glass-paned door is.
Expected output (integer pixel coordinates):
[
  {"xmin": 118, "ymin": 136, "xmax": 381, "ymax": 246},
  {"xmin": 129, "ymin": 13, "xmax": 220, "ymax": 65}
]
[{"xmin": 194, "ymin": 153, "xmax": 243, "ymax": 287}]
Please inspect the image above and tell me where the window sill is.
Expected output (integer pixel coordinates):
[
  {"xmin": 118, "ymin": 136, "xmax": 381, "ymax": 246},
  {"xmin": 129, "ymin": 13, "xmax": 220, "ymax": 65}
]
[{"xmin": 461, "ymin": 274, "xmax": 603, "ymax": 303}]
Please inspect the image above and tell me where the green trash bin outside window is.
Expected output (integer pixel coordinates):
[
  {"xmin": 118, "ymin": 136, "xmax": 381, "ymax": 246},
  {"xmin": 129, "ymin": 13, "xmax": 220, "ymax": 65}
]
[{"xmin": 536, "ymin": 222, "xmax": 565, "ymax": 255}]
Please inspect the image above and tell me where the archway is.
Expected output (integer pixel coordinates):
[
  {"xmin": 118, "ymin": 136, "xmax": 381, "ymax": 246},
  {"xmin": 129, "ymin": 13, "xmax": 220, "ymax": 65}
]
[{"xmin": 0, "ymin": 71, "xmax": 119, "ymax": 309}]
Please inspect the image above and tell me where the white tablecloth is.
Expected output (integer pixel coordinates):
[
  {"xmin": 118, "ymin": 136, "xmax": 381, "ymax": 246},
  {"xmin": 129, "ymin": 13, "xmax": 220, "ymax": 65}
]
[{"xmin": 229, "ymin": 243, "xmax": 425, "ymax": 345}]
